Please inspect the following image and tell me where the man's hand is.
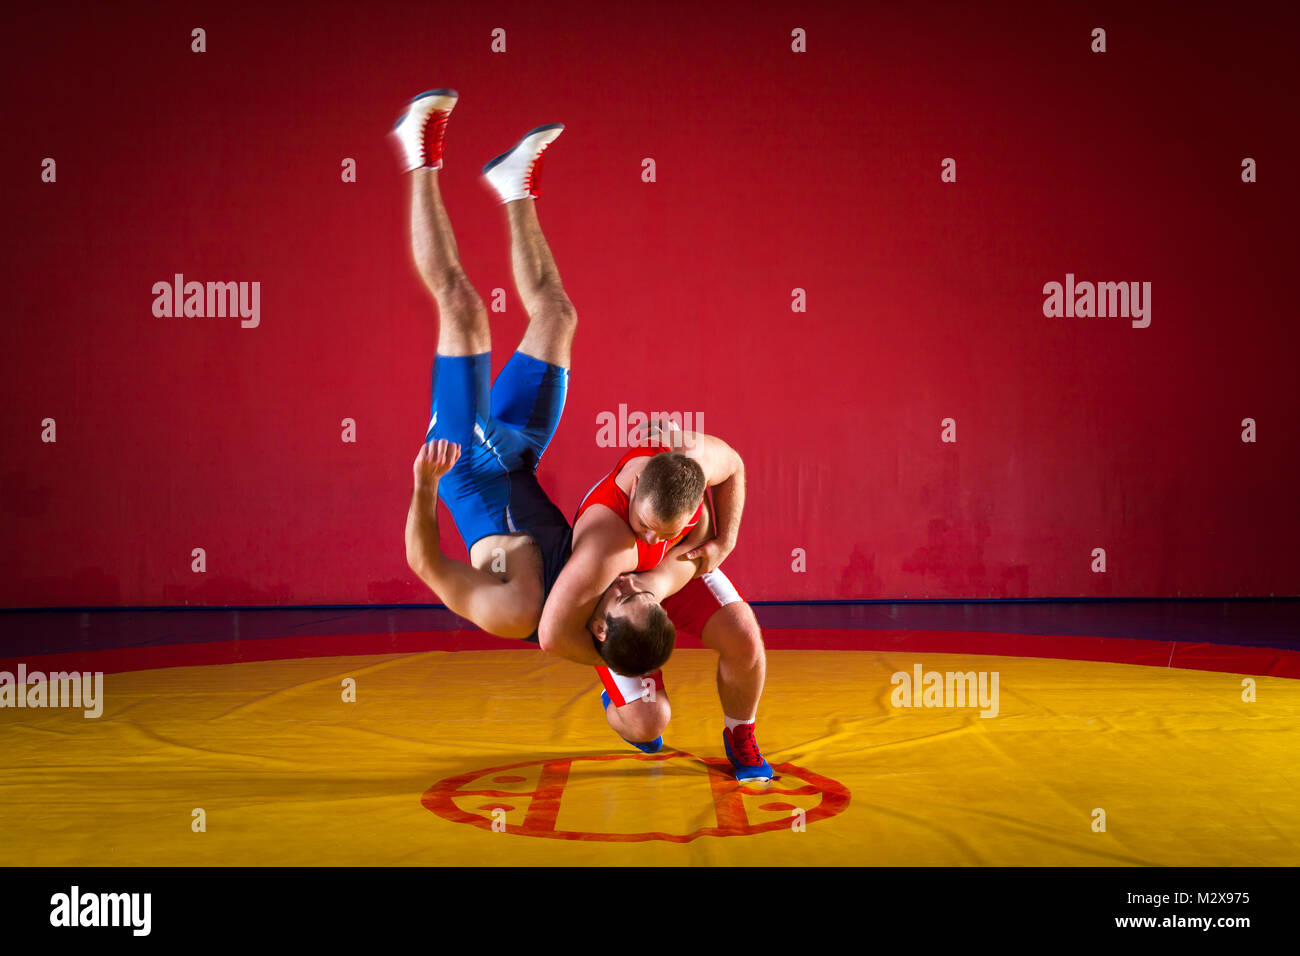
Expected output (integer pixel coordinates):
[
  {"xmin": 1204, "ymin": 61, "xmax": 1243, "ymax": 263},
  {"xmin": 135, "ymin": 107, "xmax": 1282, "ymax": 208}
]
[
  {"xmin": 683, "ymin": 537, "xmax": 733, "ymax": 576},
  {"xmin": 413, "ymin": 440, "xmax": 461, "ymax": 490},
  {"xmin": 630, "ymin": 418, "xmax": 692, "ymax": 450}
]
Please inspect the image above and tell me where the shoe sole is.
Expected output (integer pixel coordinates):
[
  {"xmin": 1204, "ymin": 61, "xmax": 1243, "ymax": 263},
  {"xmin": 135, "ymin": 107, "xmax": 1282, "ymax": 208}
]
[
  {"xmin": 482, "ymin": 122, "xmax": 565, "ymax": 174},
  {"xmin": 392, "ymin": 88, "xmax": 459, "ymax": 130}
]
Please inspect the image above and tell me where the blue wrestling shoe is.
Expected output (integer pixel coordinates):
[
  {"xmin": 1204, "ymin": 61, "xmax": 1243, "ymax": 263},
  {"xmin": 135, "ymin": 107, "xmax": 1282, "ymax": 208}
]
[
  {"xmin": 601, "ymin": 690, "xmax": 663, "ymax": 754},
  {"xmin": 724, "ymin": 723, "xmax": 773, "ymax": 782}
]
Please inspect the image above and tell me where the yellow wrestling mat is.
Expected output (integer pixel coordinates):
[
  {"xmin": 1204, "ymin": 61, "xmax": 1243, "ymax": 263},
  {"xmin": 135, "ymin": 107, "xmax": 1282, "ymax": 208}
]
[{"xmin": 2, "ymin": 649, "xmax": 1297, "ymax": 866}]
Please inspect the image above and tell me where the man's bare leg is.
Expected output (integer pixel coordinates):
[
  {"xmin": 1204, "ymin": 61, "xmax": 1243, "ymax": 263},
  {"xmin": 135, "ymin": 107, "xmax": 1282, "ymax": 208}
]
[
  {"xmin": 412, "ymin": 170, "xmax": 490, "ymax": 356},
  {"xmin": 506, "ymin": 197, "xmax": 577, "ymax": 367},
  {"xmin": 701, "ymin": 601, "xmax": 772, "ymax": 779},
  {"xmin": 700, "ymin": 603, "xmax": 767, "ymax": 721}
]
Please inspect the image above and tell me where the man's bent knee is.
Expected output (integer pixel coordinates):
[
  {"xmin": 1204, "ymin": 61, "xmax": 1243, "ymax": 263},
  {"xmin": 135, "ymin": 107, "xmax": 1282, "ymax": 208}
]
[
  {"xmin": 523, "ymin": 297, "xmax": 576, "ymax": 338},
  {"xmin": 423, "ymin": 266, "xmax": 474, "ymax": 300},
  {"xmin": 615, "ymin": 696, "xmax": 671, "ymax": 741},
  {"xmin": 430, "ymin": 271, "xmax": 487, "ymax": 320},
  {"xmin": 702, "ymin": 604, "xmax": 766, "ymax": 667}
]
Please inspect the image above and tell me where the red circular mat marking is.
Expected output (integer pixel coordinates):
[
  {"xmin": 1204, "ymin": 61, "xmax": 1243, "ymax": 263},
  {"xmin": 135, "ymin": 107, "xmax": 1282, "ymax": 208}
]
[{"xmin": 424, "ymin": 751, "xmax": 850, "ymax": 843}]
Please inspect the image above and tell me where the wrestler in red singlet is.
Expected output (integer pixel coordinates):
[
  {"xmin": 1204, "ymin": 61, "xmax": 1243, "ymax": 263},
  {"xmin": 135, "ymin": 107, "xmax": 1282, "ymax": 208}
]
[
  {"xmin": 575, "ymin": 444, "xmax": 705, "ymax": 571},
  {"xmin": 560, "ymin": 438, "xmax": 769, "ymax": 782}
]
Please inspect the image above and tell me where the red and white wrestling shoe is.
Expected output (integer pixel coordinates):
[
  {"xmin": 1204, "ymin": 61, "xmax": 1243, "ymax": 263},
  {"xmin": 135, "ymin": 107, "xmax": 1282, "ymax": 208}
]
[
  {"xmin": 724, "ymin": 723, "xmax": 774, "ymax": 783},
  {"xmin": 482, "ymin": 123, "xmax": 564, "ymax": 202},
  {"xmin": 391, "ymin": 88, "xmax": 458, "ymax": 172}
]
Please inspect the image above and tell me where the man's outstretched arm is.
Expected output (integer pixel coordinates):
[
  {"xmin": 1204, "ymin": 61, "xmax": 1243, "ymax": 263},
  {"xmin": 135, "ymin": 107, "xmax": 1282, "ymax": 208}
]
[
  {"xmin": 405, "ymin": 440, "xmax": 537, "ymax": 639},
  {"xmin": 537, "ymin": 513, "xmax": 637, "ymax": 666}
]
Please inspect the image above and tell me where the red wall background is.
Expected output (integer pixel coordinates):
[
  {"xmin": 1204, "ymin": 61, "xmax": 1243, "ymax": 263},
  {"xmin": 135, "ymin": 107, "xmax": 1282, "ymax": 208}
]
[{"xmin": 2, "ymin": 1, "xmax": 1297, "ymax": 606}]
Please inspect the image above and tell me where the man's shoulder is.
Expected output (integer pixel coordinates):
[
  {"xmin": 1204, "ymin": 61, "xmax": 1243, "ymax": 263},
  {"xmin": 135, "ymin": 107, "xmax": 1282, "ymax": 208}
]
[{"xmin": 573, "ymin": 502, "xmax": 634, "ymax": 545}]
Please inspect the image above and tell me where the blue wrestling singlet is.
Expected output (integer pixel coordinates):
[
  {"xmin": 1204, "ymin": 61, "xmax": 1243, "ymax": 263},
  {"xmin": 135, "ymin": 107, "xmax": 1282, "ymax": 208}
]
[{"xmin": 426, "ymin": 351, "xmax": 573, "ymax": 600}]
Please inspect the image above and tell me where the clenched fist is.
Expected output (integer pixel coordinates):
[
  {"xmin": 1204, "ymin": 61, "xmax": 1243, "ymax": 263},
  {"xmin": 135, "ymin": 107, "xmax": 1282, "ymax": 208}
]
[{"xmin": 413, "ymin": 439, "xmax": 462, "ymax": 490}]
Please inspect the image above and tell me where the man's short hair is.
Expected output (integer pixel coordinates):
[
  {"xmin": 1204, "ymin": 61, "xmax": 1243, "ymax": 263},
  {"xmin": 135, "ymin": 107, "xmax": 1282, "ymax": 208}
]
[
  {"xmin": 638, "ymin": 453, "xmax": 706, "ymax": 522},
  {"xmin": 597, "ymin": 603, "xmax": 675, "ymax": 677}
]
